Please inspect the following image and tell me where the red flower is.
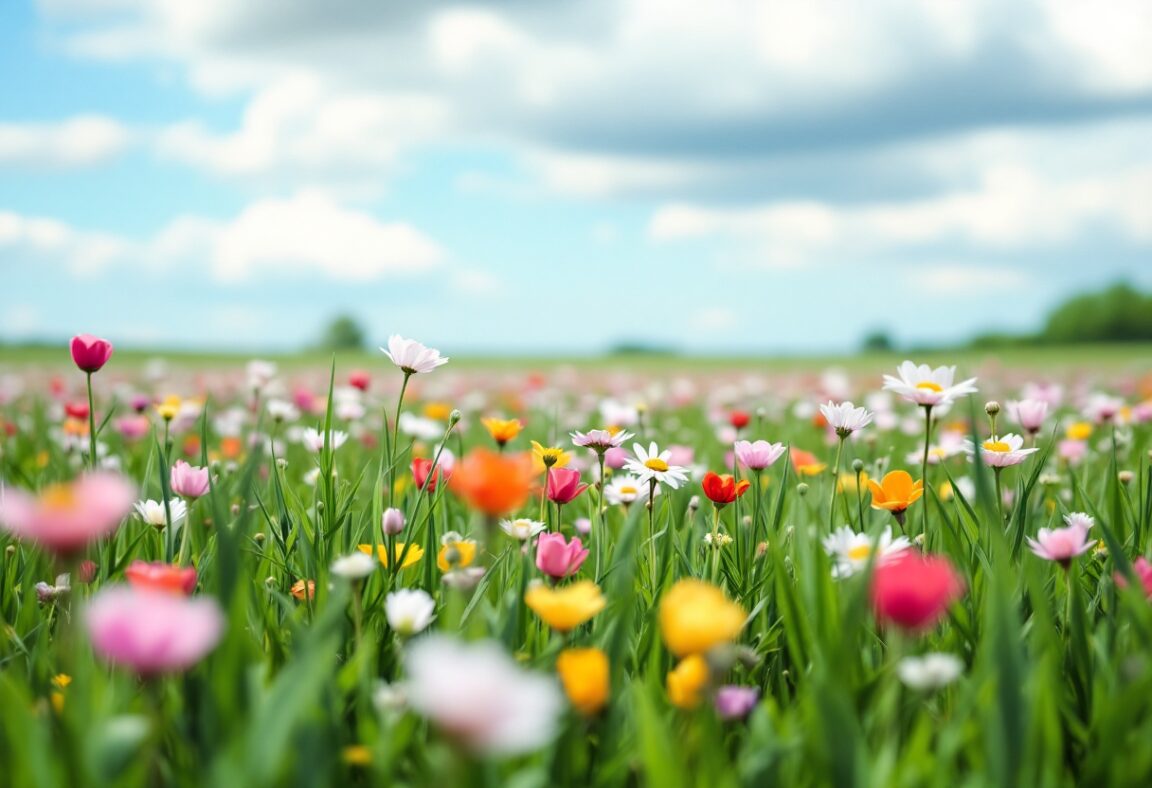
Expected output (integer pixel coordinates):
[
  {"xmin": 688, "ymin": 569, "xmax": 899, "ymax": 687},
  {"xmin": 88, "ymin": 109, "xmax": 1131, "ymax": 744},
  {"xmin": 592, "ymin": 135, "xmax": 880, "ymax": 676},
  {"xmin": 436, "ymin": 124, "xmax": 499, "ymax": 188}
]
[
  {"xmin": 871, "ymin": 553, "xmax": 964, "ymax": 632},
  {"xmin": 64, "ymin": 401, "xmax": 90, "ymax": 421},
  {"xmin": 547, "ymin": 467, "xmax": 589, "ymax": 505},
  {"xmin": 348, "ymin": 369, "xmax": 371, "ymax": 392},
  {"xmin": 70, "ymin": 334, "xmax": 114, "ymax": 374},
  {"xmin": 729, "ymin": 410, "xmax": 750, "ymax": 430},
  {"xmin": 701, "ymin": 471, "xmax": 751, "ymax": 506},
  {"xmin": 125, "ymin": 560, "xmax": 198, "ymax": 595},
  {"xmin": 412, "ymin": 457, "xmax": 449, "ymax": 493}
]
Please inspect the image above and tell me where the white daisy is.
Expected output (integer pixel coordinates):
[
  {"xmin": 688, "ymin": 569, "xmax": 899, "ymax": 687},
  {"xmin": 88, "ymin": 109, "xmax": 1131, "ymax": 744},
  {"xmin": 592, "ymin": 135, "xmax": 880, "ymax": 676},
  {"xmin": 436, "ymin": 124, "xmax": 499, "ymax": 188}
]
[
  {"xmin": 623, "ymin": 442, "xmax": 690, "ymax": 490},
  {"xmin": 302, "ymin": 427, "xmax": 348, "ymax": 453},
  {"xmin": 603, "ymin": 474, "xmax": 653, "ymax": 506},
  {"xmin": 964, "ymin": 433, "xmax": 1039, "ymax": 468},
  {"xmin": 819, "ymin": 401, "xmax": 873, "ymax": 437},
  {"xmin": 882, "ymin": 361, "xmax": 978, "ymax": 408},
  {"xmin": 381, "ymin": 335, "xmax": 449, "ymax": 375},
  {"xmin": 822, "ymin": 525, "xmax": 910, "ymax": 578},
  {"xmin": 500, "ymin": 518, "xmax": 547, "ymax": 541},
  {"xmin": 385, "ymin": 589, "xmax": 436, "ymax": 636}
]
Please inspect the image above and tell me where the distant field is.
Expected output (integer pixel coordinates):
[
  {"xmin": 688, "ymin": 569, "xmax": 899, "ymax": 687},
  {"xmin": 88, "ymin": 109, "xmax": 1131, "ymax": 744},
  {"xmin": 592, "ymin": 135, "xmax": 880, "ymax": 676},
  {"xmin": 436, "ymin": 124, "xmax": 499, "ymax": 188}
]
[{"xmin": 2, "ymin": 342, "xmax": 1151, "ymax": 376}]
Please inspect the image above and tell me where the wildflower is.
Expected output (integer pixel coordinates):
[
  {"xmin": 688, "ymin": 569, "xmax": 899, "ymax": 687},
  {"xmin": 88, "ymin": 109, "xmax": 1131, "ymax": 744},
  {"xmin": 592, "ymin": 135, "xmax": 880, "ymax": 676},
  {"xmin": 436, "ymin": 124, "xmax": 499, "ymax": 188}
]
[
  {"xmin": 659, "ymin": 579, "xmax": 746, "ymax": 657},
  {"xmin": 1027, "ymin": 524, "xmax": 1093, "ymax": 567},
  {"xmin": 701, "ymin": 472, "xmax": 750, "ymax": 507},
  {"xmin": 0, "ymin": 472, "xmax": 135, "ymax": 555},
  {"xmin": 301, "ymin": 428, "xmax": 348, "ymax": 453},
  {"xmin": 348, "ymin": 369, "xmax": 371, "ymax": 392},
  {"xmin": 412, "ymin": 456, "xmax": 450, "ymax": 493},
  {"xmin": 733, "ymin": 440, "xmax": 787, "ymax": 471},
  {"xmin": 1116, "ymin": 557, "xmax": 1152, "ymax": 598},
  {"xmin": 867, "ymin": 470, "xmax": 923, "ymax": 521},
  {"xmin": 381, "ymin": 335, "xmax": 449, "ymax": 375},
  {"xmin": 714, "ymin": 685, "xmax": 760, "ymax": 720},
  {"xmin": 500, "ymin": 518, "xmax": 547, "ymax": 541},
  {"xmin": 536, "ymin": 532, "xmax": 589, "ymax": 579},
  {"xmin": 896, "ymin": 653, "xmax": 964, "ymax": 690},
  {"xmin": 819, "ymin": 401, "xmax": 873, "ymax": 438},
  {"xmin": 85, "ymin": 586, "xmax": 224, "ymax": 674},
  {"xmin": 882, "ymin": 361, "xmax": 978, "ymax": 408},
  {"xmin": 556, "ymin": 648, "xmax": 610, "ymax": 715},
  {"xmin": 965, "ymin": 433, "xmax": 1039, "ymax": 468},
  {"xmin": 547, "ymin": 467, "xmax": 588, "ymax": 505},
  {"xmin": 1084, "ymin": 393, "xmax": 1125, "ymax": 424},
  {"xmin": 124, "ymin": 561, "xmax": 197, "ymax": 595},
  {"xmin": 729, "ymin": 410, "xmax": 750, "ymax": 430},
  {"xmin": 531, "ymin": 441, "xmax": 571, "ymax": 472},
  {"xmin": 291, "ymin": 579, "xmax": 316, "ymax": 600},
  {"xmin": 871, "ymin": 554, "xmax": 964, "ymax": 632},
  {"xmin": 385, "ymin": 589, "xmax": 435, "ymax": 636},
  {"xmin": 155, "ymin": 395, "xmax": 181, "ymax": 422},
  {"xmin": 170, "ymin": 460, "xmax": 211, "ymax": 499},
  {"xmin": 525, "ymin": 580, "xmax": 605, "ymax": 631},
  {"xmin": 624, "ymin": 442, "xmax": 690, "ymax": 489},
  {"xmin": 70, "ymin": 334, "xmax": 114, "ymax": 373},
  {"xmin": 342, "ymin": 746, "xmax": 372, "ymax": 767},
  {"xmin": 482, "ymin": 417, "xmax": 523, "ymax": 447},
  {"xmin": 790, "ymin": 447, "xmax": 826, "ymax": 476},
  {"xmin": 330, "ymin": 552, "xmax": 377, "ymax": 580},
  {"xmin": 35, "ymin": 574, "xmax": 71, "ymax": 604},
  {"xmin": 703, "ymin": 532, "xmax": 733, "ymax": 547},
  {"xmin": 134, "ymin": 499, "xmax": 187, "ymax": 530},
  {"xmin": 1064, "ymin": 512, "xmax": 1095, "ymax": 531},
  {"xmin": 822, "ymin": 526, "xmax": 910, "ymax": 578},
  {"xmin": 450, "ymin": 449, "xmax": 535, "ymax": 517},
  {"xmin": 571, "ymin": 428, "xmax": 634, "ymax": 454},
  {"xmin": 1008, "ymin": 399, "xmax": 1049, "ymax": 435},
  {"xmin": 667, "ymin": 654, "xmax": 710, "ymax": 709},
  {"xmin": 437, "ymin": 532, "xmax": 478, "ymax": 571},
  {"xmin": 1066, "ymin": 421, "xmax": 1093, "ymax": 441},
  {"xmin": 358, "ymin": 543, "xmax": 425, "ymax": 569},
  {"xmin": 442, "ymin": 567, "xmax": 486, "ymax": 591},
  {"xmin": 603, "ymin": 475, "xmax": 650, "ymax": 506},
  {"xmin": 382, "ymin": 507, "xmax": 406, "ymax": 535}
]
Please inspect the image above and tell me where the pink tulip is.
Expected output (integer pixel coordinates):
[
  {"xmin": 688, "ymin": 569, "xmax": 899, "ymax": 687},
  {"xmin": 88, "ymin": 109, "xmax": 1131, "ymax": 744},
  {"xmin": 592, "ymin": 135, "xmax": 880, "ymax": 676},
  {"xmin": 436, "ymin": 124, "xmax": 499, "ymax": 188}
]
[
  {"xmin": 1008, "ymin": 399, "xmax": 1049, "ymax": 435},
  {"xmin": 546, "ymin": 468, "xmax": 588, "ymax": 505},
  {"xmin": 85, "ymin": 586, "xmax": 224, "ymax": 674},
  {"xmin": 0, "ymin": 473, "xmax": 135, "ymax": 555},
  {"xmin": 535, "ymin": 532, "xmax": 589, "ymax": 579},
  {"xmin": 70, "ymin": 334, "xmax": 114, "ymax": 373},
  {"xmin": 871, "ymin": 553, "xmax": 964, "ymax": 633},
  {"xmin": 171, "ymin": 460, "xmax": 210, "ymax": 498}
]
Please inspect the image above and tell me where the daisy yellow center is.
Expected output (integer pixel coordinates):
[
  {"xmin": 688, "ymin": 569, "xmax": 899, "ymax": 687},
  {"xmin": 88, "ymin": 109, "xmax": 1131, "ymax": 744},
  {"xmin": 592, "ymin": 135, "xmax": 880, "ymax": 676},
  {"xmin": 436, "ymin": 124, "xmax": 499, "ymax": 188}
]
[
  {"xmin": 847, "ymin": 545, "xmax": 872, "ymax": 561},
  {"xmin": 983, "ymin": 440, "xmax": 1011, "ymax": 452},
  {"xmin": 41, "ymin": 485, "xmax": 75, "ymax": 510},
  {"xmin": 644, "ymin": 458, "xmax": 669, "ymax": 472},
  {"xmin": 619, "ymin": 485, "xmax": 637, "ymax": 495},
  {"xmin": 915, "ymin": 381, "xmax": 943, "ymax": 392}
]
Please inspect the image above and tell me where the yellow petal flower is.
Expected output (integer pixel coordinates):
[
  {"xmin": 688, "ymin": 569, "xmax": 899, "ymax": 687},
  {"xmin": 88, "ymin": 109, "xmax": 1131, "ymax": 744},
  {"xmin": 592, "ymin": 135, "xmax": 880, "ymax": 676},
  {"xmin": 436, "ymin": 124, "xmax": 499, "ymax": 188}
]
[
  {"xmin": 557, "ymin": 647, "xmax": 610, "ymax": 715},
  {"xmin": 659, "ymin": 579, "xmax": 746, "ymax": 657},
  {"xmin": 667, "ymin": 654, "xmax": 709, "ymax": 709},
  {"xmin": 524, "ymin": 580, "xmax": 605, "ymax": 631},
  {"xmin": 437, "ymin": 539, "xmax": 478, "ymax": 572},
  {"xmin": 358, "ymin": 543, "xmax": 424, "ymax": 569}
]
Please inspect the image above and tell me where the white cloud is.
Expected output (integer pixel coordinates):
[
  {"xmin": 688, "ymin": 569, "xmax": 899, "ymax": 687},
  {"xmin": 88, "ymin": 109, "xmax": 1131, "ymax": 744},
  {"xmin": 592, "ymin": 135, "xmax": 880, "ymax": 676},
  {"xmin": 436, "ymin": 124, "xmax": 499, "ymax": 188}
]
[
  {"xmin": 0, "ymin": 116, "xmax": 130, "ymax": 168},
  {"xmin": 689, "ymin": 307, "xmax": 738, "ymax": 333},
  {"xmin": 448, "ymin": 268, "xmax": 502, "ymax": 297},
  {"xmin": 909, "ymin": 264, "xmax": 1032, "ymax": 295},
  {"xmin": 0, "ymin": 210, "xmax": 132, "ymax": 274}
]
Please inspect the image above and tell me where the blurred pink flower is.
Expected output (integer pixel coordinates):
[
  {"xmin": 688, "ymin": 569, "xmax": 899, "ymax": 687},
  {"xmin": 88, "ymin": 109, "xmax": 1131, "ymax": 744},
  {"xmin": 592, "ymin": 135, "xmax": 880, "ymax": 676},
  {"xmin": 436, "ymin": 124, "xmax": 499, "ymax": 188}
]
[
  {"xmin": 115, "ymin": 415, "xmax": 151, "ymax": 441},
  {"xmin": 70, "ymin": 334, "xmax": 114, "ymax": 373},
  {"xmin": 1058, "ymin": 439, "xmax": 1088, "ymax": 466},
  {"xmin": 85, "ymin": 586, "xmax": 224, "ymax": 674},
  {"xmin": 733, "ymin": 440, "xmax": 786, "ymax": 471},
  {"xmin": 714, "ymin": 685, "xmax": 760, "ymax": 720},
  {"xmin": 536, "ymin": 532, "xmax": 589, "ymax": 579},
  {"xmin": 1008, "ymin": 399, "xmax": 1049, "ymax": 435},
  {"xmin": 171, "ymin": 460, "xmax": 210, "ymax": 498},
  {"xmin": 1116, "ymin": 557, "xmax": 1152, "ymax": 598},
  {"xmin": 0, "ymin": 473, "xmax": 135, "ymax": 555},
  {"xmin": 1027, "ymin": 524, "xmax": 1093, "ymax": 567},
  {"xmin": 603, "ymin": 446, "xmax": 628, "ymax": 470}
]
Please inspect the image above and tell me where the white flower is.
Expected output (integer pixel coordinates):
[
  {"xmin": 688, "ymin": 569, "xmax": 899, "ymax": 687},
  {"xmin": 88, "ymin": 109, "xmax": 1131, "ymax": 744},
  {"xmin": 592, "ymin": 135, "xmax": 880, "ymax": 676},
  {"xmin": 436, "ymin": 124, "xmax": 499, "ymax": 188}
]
[
  {"xmin": 381, "ymin": 335, "xmax": 448, "ymax": 375},
  {"xmin": 896, "ymin": 653, "xmax": 964, "ymax": 690},
  {"xmin": 819, "ymin": 401, "xmax": 873, "ymax": 437},
  {"xmin": 302, "ymin": 428, "xmax": 348, "ymax": 453},
  {"xmin": 603, "ymin": 474, "xmax": 651, "ymax": 505},
  {"xmin": 500, "ymin": 518, "xmax": 547, "ymax": 541},
  {"xmin": 247, "ymin": 359, "xmax": 278, "ymax": 390},
  {"xmin": 134, "ymin": 499, "xmax": 187, "ymax": 529},
  {"xmin": 822, "ymin": 526, "xmax": 910, "ymax": 578},
  {"xmin": 330, "ymin": 552, "xmax": 377, "ymax": 580},
  {"xmin": 904, "ymin": 430, "xmax": 966, "ymax": 466},
  {"xmin": 571, "ymin": 428, "xmax": 634, "ymax": 453},
  {"xmin": 399, "ymin": 412, "xmax": 444, "ymax": 441},
  {"xmin": 965, "ymin": 433, "xmax": 1039, "ymax": 468},
  {"xmin": 403, "ymin": 635, "xmax": 564, "ymax": 755},
  {"xmin": 1083, "ymin": 393, "xmax": 1125, "ymax": 424},
  {"xmin": 882, "ymin": 361, "xmax": 978, "ymax": 408},
  {"xmin": 623, "ymin": 442, "xmax": 690, "ymax": 489},
  {"xmin": 266, "ymin": 399, "xmax": 299, "ymax": 423},
  {"xmin": 386, "ymin": 589, "xmax": 436, "ymax": 636},
  {"xmin": 599, "ymin": 399, "xmax": 640, "ymax": 427},
  {"xmin": 442, "ymin": 567, "xmax": 486, "ymax": 590},
  {"xmin": 1063, "ymin": 512, "xmax": 1095, "ymax": 531},
  {"xmin": 373, "ymin": 681, "xmax": 407, "ymax": 713}
]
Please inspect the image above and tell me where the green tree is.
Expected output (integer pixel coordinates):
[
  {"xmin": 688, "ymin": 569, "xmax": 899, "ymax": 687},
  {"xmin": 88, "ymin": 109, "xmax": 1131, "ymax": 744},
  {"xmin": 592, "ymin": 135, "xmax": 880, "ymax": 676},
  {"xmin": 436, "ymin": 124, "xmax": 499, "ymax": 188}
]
[
  {"xmin": 317, "ymin": 314, "xmax": 366, "ymax": 351},
  {"xmin": 1041, "ymin": 282, "xmax": 1152, "ymax": 343}
]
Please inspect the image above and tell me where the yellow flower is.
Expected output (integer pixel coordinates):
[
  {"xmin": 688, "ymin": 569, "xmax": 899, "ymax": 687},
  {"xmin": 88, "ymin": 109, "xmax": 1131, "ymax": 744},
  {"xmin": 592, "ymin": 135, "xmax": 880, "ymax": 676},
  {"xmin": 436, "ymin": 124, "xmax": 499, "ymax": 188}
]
[
  {"xmin": 531, "ymin": 440, "xmax": 571, "ymax": 473},
  {"xmin": 524, "ymin": 580, "xmax": 606, "ymax": 631},
  {"xmin": 155, "ymin": 395, "xmax": 181, "ymax": 422},
  {"xmin": 423, "ymin": 402, "xmax": 453, "ymax": 421},
  {"xmin": 1066, "ymin": 421, "xmax": 1093, "ymax": 441},
  {"xmin": 867, "ymin": 470, "xmax": 923, "ymax": 513},
  {"xmin": 837, "ymin": 471, "xmax": 869, "ymax": 493},
  {"xmin": 667, "ymin": 654, "xmax": 709, "ymax": 709},
  {"xmin": 358, "ymin": 543, "xmax": 424, "ymax": 569},
  {"xmin": 556, "ymin": 648, "xmax": 610, "ymax": 715},
  {"xmin": 51, "ymin": 674, "xmax": 71, "ymax": 689},
  {"xmin": 659, "ymin": 579, "xmax": 746, "ymax": 657},
  {"xmin": 437, "ymin": 534, "xmax": 478, "ymax": 572},
  {"xmin": 49, "ymin": 674, "xmax": 71, "ymax": 714},
  {"xmin": 938, "ymin": 480, "xmax": 954, "ymax": 502},
  {"xmin": 482, "ymin": 417, "xmax": 524, "ymax": 447},
  {"xmin": 342, "ymin": 745, "xmax": 372, "ymax": 766}
]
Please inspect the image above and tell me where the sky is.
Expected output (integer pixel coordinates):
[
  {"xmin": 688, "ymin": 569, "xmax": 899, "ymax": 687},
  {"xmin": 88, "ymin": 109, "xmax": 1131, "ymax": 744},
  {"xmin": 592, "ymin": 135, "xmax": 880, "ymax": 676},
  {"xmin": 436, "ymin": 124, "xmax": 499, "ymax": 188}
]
[{"xmin": 1, "ymin": 0, "xmax": 1150, "ymax": 355}]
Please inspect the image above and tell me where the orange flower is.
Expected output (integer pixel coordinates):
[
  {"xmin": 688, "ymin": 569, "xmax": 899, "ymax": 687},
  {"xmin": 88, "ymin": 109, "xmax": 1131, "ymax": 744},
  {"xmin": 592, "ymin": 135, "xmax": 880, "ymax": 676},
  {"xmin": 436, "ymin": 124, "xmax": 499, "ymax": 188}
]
[
  {"xmin": 867, "ymin": 470, "xmax": 924, "ymax": 513},
  {"xmin": 667, "ymin": 654, "xmax": 710, "ymax": 709},
  {"xmin": 449, "ymin": 448, "xmax": 535, "ymax": 517},
  {"xmin": 290, "ymin": 579, "xmax": 316, "ymax": 601},
  {"xmin": 557, "ymin": 648, "xmax": 610, "ymax": 715},
  {"xmin": 701, "ymin": 472, "xmax": 750, "ymax": 506},
  {"xmin": 481, "ymin": 417, "xmax": 523, "ymax": 447},
  {"xmin": 790, "ymin": 447, "xmax": 827, "ymax": 476}
]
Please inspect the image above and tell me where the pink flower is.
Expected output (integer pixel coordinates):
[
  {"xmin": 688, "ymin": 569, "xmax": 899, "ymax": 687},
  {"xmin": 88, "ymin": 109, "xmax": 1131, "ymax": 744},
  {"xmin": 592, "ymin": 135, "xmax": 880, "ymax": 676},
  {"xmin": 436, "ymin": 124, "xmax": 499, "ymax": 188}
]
[
  {"xmin": 1058, "ymin": 439, "xmax": 1087, "ymax": 466},
  {"xmin": 70, "ymin": 334, "xmax": 114, "ymax": 373},
  {"xmin": 0, "ymin": 473, "xmax": 135, "ymax": 555},
  {"xmin": 733, "ymin": 440, "xmax": 786, "ymax": 471},
  {"xmin": 547, "ymin": 468, "xmax": 588, "ymax": 505},
  {"xmin": 1027, "ymin": 524, "xmax": 1093, "ymax": 567},
  {"xmin": 171, "ymin": 460, "xmax": 210, "ymax": 498},
  {"xmin": 603, "ymin": 446, "xmax": 628, "ymax": 470},
  {"xmin": 115, "ymin": 415, "xmax": 151, "ymax": 441},
  {"xmin": 535, "ymin": 532, "xmax": 589, "ymax": 579},
  {"xmin": 714, "ymin": 685, "xmax": 760, "ymax": 720},
  {"xmin": 871, "ymin": 553, "xmax": 965, "ymax": 633},
  {"xmin": 1008, "ymin": 399, "xmax": 1049, "ymax": 435},
  {"xmin": 85, "ymin": 586, "xmax": 224, "ymax": 674},
  {"xmin": 667, "ymin": 445, "xmax": 695, "ymax": 467},
  {"xmin": 1115, "ymin": 557, "xmax": 1152, "ymax": 598}
]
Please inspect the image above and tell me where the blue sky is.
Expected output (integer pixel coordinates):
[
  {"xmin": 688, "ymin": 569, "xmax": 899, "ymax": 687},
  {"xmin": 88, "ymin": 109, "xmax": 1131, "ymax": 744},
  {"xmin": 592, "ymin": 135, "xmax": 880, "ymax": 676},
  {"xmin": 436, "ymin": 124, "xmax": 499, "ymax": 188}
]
[{"xmin": 1, "ymin": 0, "xmax": 1150, "ymax": 354}]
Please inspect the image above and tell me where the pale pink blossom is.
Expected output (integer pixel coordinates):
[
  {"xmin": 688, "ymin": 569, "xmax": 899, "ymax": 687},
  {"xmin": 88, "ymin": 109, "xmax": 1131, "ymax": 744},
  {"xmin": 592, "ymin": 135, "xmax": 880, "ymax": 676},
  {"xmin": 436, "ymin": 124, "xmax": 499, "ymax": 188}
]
[{"xmin": 0, "ymin": 473, "xmax": 135, "ymax": 554}]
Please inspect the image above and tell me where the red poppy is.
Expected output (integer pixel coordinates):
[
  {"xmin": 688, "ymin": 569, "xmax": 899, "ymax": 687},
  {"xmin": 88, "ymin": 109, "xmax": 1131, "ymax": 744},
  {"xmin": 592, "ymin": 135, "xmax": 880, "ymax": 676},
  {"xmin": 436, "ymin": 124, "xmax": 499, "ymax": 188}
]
[
  {"xmin": 64, "ymin": 401, "xmax": 90, "ymax": 421},
  {"xmin": 729, "ymin": 410, "xmax": 750, "ymax": 430},
  {"xmin": 701, "ymin": 471, "xmax": 751, "ymax": 506}
]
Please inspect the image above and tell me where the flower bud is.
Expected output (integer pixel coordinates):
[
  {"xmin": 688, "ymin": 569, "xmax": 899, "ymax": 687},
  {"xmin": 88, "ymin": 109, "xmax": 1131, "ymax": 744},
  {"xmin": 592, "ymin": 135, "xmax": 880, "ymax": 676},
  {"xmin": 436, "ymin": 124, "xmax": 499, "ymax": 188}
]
[
  {"xmin": 852, "ymin": 458, "xmax": 865, "ymax": 473},
  {"xmin": 253, "ymin": 532, "xmax": 265, "ymax": 543},
  {"xmin": 985, "ymin": 401, "xmax": 1001, "ymax": 416},
  {"xmin": 797, "ymin": 482, "xmax": 809, "ymax": 496},
  {"xmin": 382, "ymin": 507, "xmax": 406, "ymax": 535},
  {"xmin": 448, "ymin": 409, "xmax": 462, "ymax": 427},
  {"xmin": 1119, "ymin": 470, "xmax": 1135, "ymax": 485}
]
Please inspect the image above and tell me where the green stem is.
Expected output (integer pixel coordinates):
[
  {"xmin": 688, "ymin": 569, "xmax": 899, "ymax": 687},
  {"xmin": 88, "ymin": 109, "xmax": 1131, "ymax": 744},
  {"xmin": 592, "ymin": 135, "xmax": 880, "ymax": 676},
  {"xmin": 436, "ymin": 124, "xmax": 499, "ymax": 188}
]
[
  {"xmin": 921, "ymin": 406, "xmax": 933, "ymax": 536},
  {"xmin": 85, "ymin": 372, "xmax": 97, "ymax": 470},
  {"xmin": 828, "ymin": 436, "xmax": 844, "ymax": 532},
  {"xmin": 994, "ymin": 467, "xmax": 1005, "ymax": 527},
  {"xmin": 388, "ymin": 372, "xmax": 412, "ymax": 508}
]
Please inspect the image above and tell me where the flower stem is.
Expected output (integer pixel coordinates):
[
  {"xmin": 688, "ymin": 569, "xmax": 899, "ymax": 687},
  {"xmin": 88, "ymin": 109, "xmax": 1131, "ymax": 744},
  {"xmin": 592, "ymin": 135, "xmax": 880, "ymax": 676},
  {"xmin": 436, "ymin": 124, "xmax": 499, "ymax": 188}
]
[
  {"xmin": 85, "ymin": 372, "xmax": 97, "ymax": 470},
  {"xmin": 920, "ymin": 405, "xmax": 933, "ymax": 536},
  {"xmin": 388, "ymin": 371, "xmax": 412, "ymax": 508},
  {"xmin": 828, "ymin": 436, "xmax": 844, "ymax": 532}
]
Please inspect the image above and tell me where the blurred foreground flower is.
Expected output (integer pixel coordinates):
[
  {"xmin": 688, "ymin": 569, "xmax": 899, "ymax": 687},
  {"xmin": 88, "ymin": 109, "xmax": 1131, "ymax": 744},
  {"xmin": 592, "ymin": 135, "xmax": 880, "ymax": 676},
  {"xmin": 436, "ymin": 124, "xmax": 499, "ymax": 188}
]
[
  {"xmin": 556, "ymin": 648, "xmax": 610, "ymax": 715},
  {"xmin": 450, "ymin": 449, "xmax": 535, "ymax": 517},
  {"xmin": 896, "ymin": 653, "xmax": 964, "ymax": 690},
  {"xmin": 403, "ymin": 635, "xmax": 562, "ymax": 756},
  {"xmin": 386, "ymin": 589, "xmax": 435, "ymax": 636},
  {"xmin": 525, "ymin": 580, "xmax": 605, "ymax": 631},
  {"xmin": 660, "ymin": 579, "xmax": 746, "ymax": 657},
  {"xmin": 86, "ymin": 586, "xmax": 224, "ymax": 674},
  {"xmin": 871, "ymin": 554, "xmax": 964, "ymax": 632},
  {"xmin": 0, "ymin": 472, "xmax": 135, "ymax": 555}
]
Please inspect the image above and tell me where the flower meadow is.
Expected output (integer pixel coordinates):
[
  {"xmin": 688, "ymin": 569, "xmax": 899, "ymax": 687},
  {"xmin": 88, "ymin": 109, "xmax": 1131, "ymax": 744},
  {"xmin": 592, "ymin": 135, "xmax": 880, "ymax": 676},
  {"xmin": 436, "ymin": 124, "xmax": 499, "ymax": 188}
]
[{"xmin": 3, "ymin": 339, "xmax": 1152, "ymax": 786}]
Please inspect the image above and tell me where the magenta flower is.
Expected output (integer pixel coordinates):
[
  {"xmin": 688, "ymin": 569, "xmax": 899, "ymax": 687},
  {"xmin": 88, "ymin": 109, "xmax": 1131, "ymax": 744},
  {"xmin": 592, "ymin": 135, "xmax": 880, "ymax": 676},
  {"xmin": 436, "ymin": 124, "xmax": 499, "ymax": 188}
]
[
  {"xmin": 547, "ymin": 468, "xmax": 589, "ymax": 505},
  {"xmin": 1116, "ymin": 557, "xmax": 1152, "ymax": 598},
  {"xmin": 714, "ymin": 685, "xmax": 760, "ymax": 720},
  {"xmin": 0, "ymin": 473, "xmax": 135, "ymax": 555},
  {"xmin": 70, "ymin": 334, "xmax": 114, "ymax": 374},
  {"xmin": 1027, "ymin": 523, "xmax": 1093, "ymax": 567},
  {"xmin": 535, "ymin": 532, "xmax": 589, "ymax": 579},
  {"xmin": 603, "ymin": 446, "xmax": 628, "ymax": 470},
  {"xmin": 733, "ymin": 440, "xmax": 787, "ymax": 471},
  {"xmin": 171, "ymin": 460, "xmax": 211, "ymax": 498},
  {"xmin": 85, "ymin": 586, "xmax": 224, "ymax": 674}
]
